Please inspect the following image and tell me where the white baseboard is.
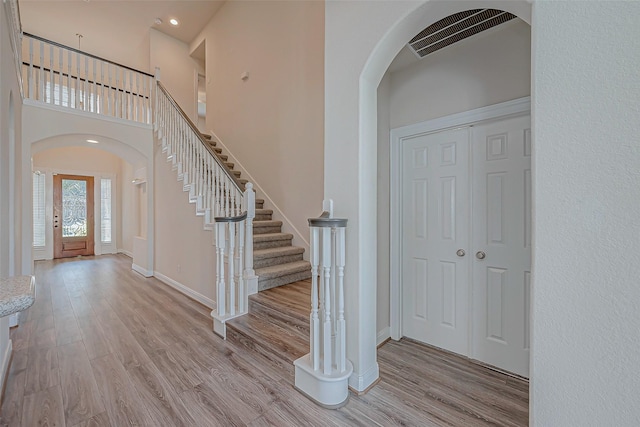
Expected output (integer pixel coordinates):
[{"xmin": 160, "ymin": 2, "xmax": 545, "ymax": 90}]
[
  {"xmin": 376, "ymin": 326, "xmax": 391, "ymax": 346},
  {"xmin": 348, "ymin": 361, "xmax": 379, "ymax": 392},
  {"xmin": 207, "ymin": 130, "xmax": 310, "ymax": 254},
  {"xmin": 153, "ymin": 271, "xmax": 215, "ymax": 309},
  {"xmin": 117, "ymin": 249, "xmax": 133, "ymax": 258},
  {"xmin": 0, "ymin": 339, "xmax": 13, "ymax": 397},
  {"xmin": 132, "ymin": 263, "xmax": 153, "ymax": 277}
]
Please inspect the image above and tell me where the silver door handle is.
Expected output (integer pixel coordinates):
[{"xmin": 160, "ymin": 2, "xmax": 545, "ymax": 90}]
[
  {"xmin": 456, "ymin": 249, "xmax": 465, "ymax": 257},
  {"xmin": 476, "ymin": 251, "xmax": 486, "ymax": 260}
]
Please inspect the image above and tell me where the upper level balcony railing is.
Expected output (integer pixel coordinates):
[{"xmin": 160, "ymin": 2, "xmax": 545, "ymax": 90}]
[{"xmin": 21, "ymin": 33, "xmax": 154, "ymax": 125}]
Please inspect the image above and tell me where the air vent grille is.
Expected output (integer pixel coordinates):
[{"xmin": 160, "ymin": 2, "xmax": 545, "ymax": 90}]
[{"xmin": 409, "ymin": 9, "xmax": 517, "ymax": 58}]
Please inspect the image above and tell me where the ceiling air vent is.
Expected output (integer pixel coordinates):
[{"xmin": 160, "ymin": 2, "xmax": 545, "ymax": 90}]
[{"xmin": 409, "ymin": 9, "xmax": 517, "ymax": 58}]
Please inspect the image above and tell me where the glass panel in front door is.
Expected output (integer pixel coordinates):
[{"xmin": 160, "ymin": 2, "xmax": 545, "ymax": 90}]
[{"xmin": 62, "ymin": 179, "xmax": 88, "ymax": 237}]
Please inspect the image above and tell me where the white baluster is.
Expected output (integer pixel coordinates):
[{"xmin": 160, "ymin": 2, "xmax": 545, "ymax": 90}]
[
  {"xmin": 115, "ymin": 67, "xmax": 120, "ymax": 118},
  {"xmin": 228, "ymin": 222, "xmax": 236, "ymax": 316},
  {"xmin": 237, "ymin": 218, "xmax": 245, "ymax": 313},
  {"xmin": 310, "ymin": 226, "xmax": 320, "ymax": 371},
  {"xmin": 107, "ymin": 63, "xmax": 112, "ymax": 116},
  {"xmin": 92, "ymin": 58, "xmax": 97, "ymax": 113},
  {"xmin": 100, "ymin": 62, "xmax": 105, "ymax": 114},
  {"xmin": 39, "ymin": 41, "xmax": 44, "ymax": 101},
  {"xmin": 128, "ymin": 70, "xmax": 133, "ymax": 120},
  {"xmin": 322, "ymin": 226, "xmax": 332, "ymax": 375},
  {"xmin": 84, "ymin": 55, "xmax": 89, "ymax": 111},
  {"xmin": 336, "ymin": 226, "xmax": 346, "ymax": 373},
  {"xmin": 58, "ymin": 48, "xmax": 63, "ymax": 106},
  {"xmin": 49, "ymin": 44, "xmax": 54, "ymax": 104},
  {"xmin": 67, "ymin": 50, "xmax": 72, "ymax": 107},
  {"xmin": 216, "ymin": 222, "xmax": 226, "ymax": 317},
  {"xmin": 28, "ymin": 38, "xmax": 34, "ymax": 99}
]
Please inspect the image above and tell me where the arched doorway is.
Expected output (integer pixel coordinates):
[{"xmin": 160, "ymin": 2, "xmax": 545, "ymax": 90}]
[
  {"xmin": 323, "ymin": 0, "xmax": 531, "ymax": 392},
  {"xmin": 29, "ymin": 132, "xmax": 153, "ymax": 274},
  {"xmin": 379, "ymin": 12, "xmax": 531, "ymax": 377}
]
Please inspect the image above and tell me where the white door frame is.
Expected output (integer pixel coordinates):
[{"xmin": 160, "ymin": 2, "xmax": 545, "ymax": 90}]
[
  {"xmin": 33, "ymin": 166, "xmax": 118, "ymax": 261},
  {"xmin": 389, "ymin": 96, "xmax": 531, "ymax": 340}
]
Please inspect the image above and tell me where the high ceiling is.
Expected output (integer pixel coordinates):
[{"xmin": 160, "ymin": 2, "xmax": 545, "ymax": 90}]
[{"xmin": 19, "ymin": 0, "xmax": 224, "ymax": 69}]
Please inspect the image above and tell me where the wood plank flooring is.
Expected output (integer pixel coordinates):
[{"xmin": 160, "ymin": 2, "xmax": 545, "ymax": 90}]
[{"xmin": 0, "ymin": 254, "xmax": 528, "ymax": 426}]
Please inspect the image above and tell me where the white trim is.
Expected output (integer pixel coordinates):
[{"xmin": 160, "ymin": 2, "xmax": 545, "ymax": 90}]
[
  {"xmin": 0, "ymin": 339, "xmax": 12, "ymax": 396},
  {"xmin": 389, "ymin": 97, "xmax": 531, "ymax": 142},
  {"xmin": 376, "ymin": 326, "xmax": 391, "ymax": 346},
  {"xmin": 118, "ymin": 249, "xmax": 133, "ymax": 258},
  {"xmin": 348, "ymin": 361, "xmax": 379, "ymax": 392},
  {"xmin": 132, "ymin": 263, "xmax": 153, "ymax": 277},
  {"xmin": 389, "ymin": 97, "xmax": 531, "ymax": 343},
  {"xmin": 153, "ymin": 271, "xmax": 215, "ymax": 309},
  {"xmin": 22, "ymin": 99, "xmax": 153, "ymax": 130},
  {"xmin": 206, "ymin": 129, "xmax": 310, "ymax": 255}
]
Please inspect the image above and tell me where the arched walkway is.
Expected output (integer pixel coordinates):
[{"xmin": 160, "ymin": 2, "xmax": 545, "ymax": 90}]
[{"xmin": 323, "ymin": 0, "xmax": 531, "ymax": 392}]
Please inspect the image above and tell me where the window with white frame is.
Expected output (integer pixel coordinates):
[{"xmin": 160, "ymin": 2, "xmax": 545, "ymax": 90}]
[
  {"xmin": 100, "ymin": 178, "xmax": 112, "ymax": 243},
  {"xmin": 33, "ymin": 172, "xmax": 46, "ymax": 247}
]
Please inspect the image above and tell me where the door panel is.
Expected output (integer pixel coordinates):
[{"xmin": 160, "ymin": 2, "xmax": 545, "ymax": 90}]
[
  {"xmin": 53, "ymin": 174, "xmax": 95, "ymax": 258},
  {"xmin": 472, "ymin": 115, "xmax": 531, "ymax": 377},
  {"xmin": 402, "ymin": 128, "xmax": 470, "ymax": 355}
]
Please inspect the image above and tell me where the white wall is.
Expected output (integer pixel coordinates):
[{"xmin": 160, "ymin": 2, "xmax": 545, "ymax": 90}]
[
  {"xmin": 193, "ymin": 0, "xmax": 325, "ymax": 251},
  {"xmin": 375, "ymin": 20, "xmax": 531, "ymax": 341},
  {"xmin": 150, "ymin": 29, "xmax": 201, "ymax": 123},
  {"xmin": 0, "ymin": 0, "xmax": 25, "ymax": 390},
  {"xmin": 531, "ymin": 1, "xmax": 640, "ymax": 425},
  {"xmin": 119, "ymin": 161, "xmax": 135, "ymax": 255},
  {"xmin": 153, "ymin": 146, "xmax": 216, "ymax": 306}
]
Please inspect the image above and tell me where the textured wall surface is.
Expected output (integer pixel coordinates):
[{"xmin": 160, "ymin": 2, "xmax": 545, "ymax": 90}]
[{"xmin": 531, "ymin": 1, "xmax": 640, "ymax": 424}]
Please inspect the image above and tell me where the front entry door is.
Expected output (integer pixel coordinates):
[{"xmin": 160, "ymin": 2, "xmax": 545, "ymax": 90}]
[
  {"xmin": 401, "ymin": 114, "xmax": 531, "ymax": 378},
  {"xmin": 53, "ymin": 174, "xmax": 95, "ymax": 258}
]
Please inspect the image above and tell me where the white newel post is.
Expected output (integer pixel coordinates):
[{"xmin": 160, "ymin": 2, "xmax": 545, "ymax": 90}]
[
  {"xmin": 294, "ymin": 199, "xmax": 353, "ymax": 409},
  {"xmin": 211, "ymin": 209, "xmax": 251, "ymax": 339}
]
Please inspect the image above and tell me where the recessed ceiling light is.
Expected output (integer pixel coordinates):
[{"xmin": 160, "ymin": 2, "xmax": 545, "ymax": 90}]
[
  {"xmin": 169, "ymin": 18, "xmax": 179, "ymax": 26},
  {"xmin": 86, "ymin": 139, "xmax": 99, "ymax": 144}
]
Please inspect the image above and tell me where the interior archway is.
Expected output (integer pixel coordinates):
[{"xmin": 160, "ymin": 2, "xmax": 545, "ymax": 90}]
[
  {"xmin": 376, "ymin": 7, "xmax": 532, "ymax": 374},
  {"xmin": 323, "ymin": 0, "xmax": 532, "ymax": 393}
]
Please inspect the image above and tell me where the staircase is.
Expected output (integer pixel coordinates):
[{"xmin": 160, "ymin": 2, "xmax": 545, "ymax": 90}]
[{"xmin": 201, "ymin": 135, "xmax": 312, "ymax": 291}]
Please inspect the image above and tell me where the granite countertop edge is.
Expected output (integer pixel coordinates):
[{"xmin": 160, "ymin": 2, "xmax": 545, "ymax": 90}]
[{"xmin": 0, "ymin": 276, "xmax": 36, "ymax": 318}]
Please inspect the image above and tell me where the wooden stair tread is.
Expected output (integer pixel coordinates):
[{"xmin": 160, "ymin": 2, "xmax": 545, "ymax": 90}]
[{"xmin": 226, "ymin": 281, "xmax": 311, "ymax": 365}]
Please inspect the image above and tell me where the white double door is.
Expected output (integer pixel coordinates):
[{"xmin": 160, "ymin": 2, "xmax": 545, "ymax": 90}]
[{"xmin": 401, "ymin": 114, "xmax": 531, "ymax": 377}]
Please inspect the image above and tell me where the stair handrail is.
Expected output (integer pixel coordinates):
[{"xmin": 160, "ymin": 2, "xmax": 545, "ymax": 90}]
[
  {"xmin": 23, "ymin": 32, "xmax": 155, "ymax": 77},
  {"xmin": 155, "ymin": 81, "xmax": 245, "ymax": 192},
  {"xmin": 294, "ymin": 199, "xmax": 353, "ymax": 408},
  {"xmin": 21, "ymin": 33, "xmax": 154, "ymax": 123},
  {"xmin": 154, "ymin": 81, "xmax": 257, "ymax": 334}
]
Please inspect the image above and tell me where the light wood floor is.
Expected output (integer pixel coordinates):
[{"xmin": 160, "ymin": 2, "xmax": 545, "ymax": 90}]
[{"xmin": 0, "ymin": 255, "xmax": 528, "ymax": 426}]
